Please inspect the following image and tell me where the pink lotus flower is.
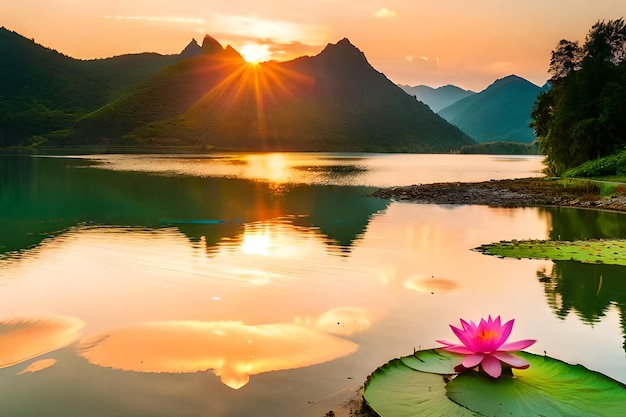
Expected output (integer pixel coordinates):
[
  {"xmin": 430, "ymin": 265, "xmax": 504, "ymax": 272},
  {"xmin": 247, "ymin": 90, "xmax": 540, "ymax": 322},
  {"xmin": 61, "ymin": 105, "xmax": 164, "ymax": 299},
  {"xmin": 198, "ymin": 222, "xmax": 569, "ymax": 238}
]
[{"xmin": 436, "ymin": 315, "xmax": 536, "ymax": 378}]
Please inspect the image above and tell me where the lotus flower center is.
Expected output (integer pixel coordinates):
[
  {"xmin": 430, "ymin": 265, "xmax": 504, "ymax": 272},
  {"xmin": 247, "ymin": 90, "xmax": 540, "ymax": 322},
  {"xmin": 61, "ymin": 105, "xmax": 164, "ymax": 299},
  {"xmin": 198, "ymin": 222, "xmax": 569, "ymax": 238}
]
[{"xmin": 477, "ymin": 329, "xmax": 499, "ymax": 341}]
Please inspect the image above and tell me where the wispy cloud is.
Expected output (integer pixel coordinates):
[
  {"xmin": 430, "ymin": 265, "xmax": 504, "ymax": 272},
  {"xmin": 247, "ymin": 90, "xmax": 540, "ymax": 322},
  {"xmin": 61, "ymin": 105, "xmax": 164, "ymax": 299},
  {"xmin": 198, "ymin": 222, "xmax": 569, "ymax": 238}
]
[
  {"xmin": 373, "ymin": 8, "xmax": 396, "ymax": 18},
  {"xmin": 209, "ymin": 14, "xmax": 326, "ymax": 45},
  {"xmin": 104, "ymin": 16, "xmax": 205, "ymax": 24},
  {"xmin": 405, "ymin": 55, "xmax": 440, "ymax": 67},
  {"xmin": 205, "ymin": 14, "xmax": 328, "ymax": 61},
  {"xmin": 490, "ymin": 61, "xmax": 514, "ymax": 71}
]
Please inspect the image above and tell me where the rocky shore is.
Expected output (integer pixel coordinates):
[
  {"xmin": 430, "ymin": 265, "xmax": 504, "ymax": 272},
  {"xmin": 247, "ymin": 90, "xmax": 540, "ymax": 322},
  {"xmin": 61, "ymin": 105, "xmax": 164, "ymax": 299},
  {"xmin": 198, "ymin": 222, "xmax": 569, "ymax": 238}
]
[{"xmin": 371, "ymin": 177, "xmax": 626, "ymax": 212}]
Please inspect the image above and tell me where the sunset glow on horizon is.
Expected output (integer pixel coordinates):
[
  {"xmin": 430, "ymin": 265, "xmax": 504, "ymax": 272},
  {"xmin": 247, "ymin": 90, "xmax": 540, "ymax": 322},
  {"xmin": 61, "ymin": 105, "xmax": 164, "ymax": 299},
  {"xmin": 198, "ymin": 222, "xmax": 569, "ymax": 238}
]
[
  {"xmin": 2, "ymin": 1, "xmax": 624, "ymax": 91},
  {"xmin": 240, "ymin": 43, "xmax": 272, "ymax": 64}
]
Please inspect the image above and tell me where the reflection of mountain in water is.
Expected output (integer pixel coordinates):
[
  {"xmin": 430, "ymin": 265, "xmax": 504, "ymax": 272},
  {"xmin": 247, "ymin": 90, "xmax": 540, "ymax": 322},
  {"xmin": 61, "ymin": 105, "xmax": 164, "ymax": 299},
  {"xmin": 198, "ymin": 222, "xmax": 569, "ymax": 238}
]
[
  {"xmin": 0, "ymin": 156, "xmax": 389, "ymax": 256},
  {"xmin": 538, "ymin": 261, "xmax": 626, "ymax": 353}
]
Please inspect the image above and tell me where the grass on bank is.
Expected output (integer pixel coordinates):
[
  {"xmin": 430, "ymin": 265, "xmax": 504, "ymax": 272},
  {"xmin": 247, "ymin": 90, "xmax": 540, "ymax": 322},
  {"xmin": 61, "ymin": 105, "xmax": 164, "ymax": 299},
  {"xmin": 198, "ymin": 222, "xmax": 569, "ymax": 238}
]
[
  {"xmin": 548, "ymin": 177, "xmax": 626, "ymax": 197},
  {"xmin": 562, "ymin": 148, "xmax": 626, "ymax": 179},
  {"xmin": 542, "ymin": 147, "xmax": 626, "ymax": 197}
]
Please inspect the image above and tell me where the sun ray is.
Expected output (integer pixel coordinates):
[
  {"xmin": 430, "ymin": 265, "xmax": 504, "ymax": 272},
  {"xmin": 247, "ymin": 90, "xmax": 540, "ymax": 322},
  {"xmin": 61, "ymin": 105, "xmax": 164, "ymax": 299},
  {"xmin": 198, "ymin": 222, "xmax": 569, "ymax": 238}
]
[{"xmin": 177, "ymin": 52, "xmax": 316, "ymax": 150}]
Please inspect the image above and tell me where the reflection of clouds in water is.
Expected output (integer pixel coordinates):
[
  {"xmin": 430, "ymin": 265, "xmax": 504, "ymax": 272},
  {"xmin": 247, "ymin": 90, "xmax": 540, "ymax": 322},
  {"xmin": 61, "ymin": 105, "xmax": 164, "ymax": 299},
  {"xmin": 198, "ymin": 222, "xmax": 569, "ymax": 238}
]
[
  {"xmin": 0, "ymin": 316, "xmax": 84, "ymax": 369},
  {"xmin": 17, "ymin": 358, "xmax": 57, "ymax": 375},
  {"xmin": 77, "ymin": 320, "xmax": 358, "ymax": 389},
  {"xmin": 404, "ymin": 275, "xmax": 458, "ymax": 293},
  {"xmin": 313, "ymin": 307, "xmax": 371, "ymax": 336}
]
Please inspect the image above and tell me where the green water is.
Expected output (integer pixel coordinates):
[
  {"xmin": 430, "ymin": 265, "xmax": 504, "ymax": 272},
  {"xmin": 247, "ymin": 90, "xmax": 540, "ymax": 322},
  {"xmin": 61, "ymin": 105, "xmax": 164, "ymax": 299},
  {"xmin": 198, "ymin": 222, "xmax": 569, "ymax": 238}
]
[{"xmin": 0, "ymin": 153, "xmax": 624, "ymax": 416}]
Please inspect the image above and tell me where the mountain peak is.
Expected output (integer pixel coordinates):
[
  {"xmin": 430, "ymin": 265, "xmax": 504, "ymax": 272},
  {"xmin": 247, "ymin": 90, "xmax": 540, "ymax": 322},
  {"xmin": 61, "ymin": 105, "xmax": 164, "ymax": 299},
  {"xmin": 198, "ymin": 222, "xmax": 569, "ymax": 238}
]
[
  {"xmin": 488, "ymin": 74, "xmax": 538, "ymax": 90},
  {"xmin": 321, "ymin": 38, "xmax": 360, "ymax": 54},
  {"xmin": 223, "ymin": 45, "xmax": 245, "ymax": 62},
  {"xmin": 316, "ymin": 38, "xmax": 369, "ymax": 70},
  {"xmin": 180, "ymin": 39, "xmax": 202, "ymax": 58},
  {"xmin": 399, "ymin": 84, "xmax": 475, "ymax": 112},
  {"xmin": 336, "ymin": 37, "xmax": 354, "ymax": 47},
  {"xmin": 201, "ymin": 35, "xmax": 223, "ymax": 55},
  {"xmin": 438, "ymin": 74, "xmax": 542, "ymax": 143}
]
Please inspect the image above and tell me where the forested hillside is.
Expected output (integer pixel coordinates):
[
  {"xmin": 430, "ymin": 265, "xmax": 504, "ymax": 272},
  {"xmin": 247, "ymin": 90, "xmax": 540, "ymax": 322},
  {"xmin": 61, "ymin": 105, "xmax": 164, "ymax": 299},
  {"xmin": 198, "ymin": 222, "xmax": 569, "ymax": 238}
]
[
  {"xmin": 0, "ymin": 27, "xmax": 182, "ymax": 147},
  {"xmin": 531, "ymin": 19, "xmax": 626, "ymax": 175}
]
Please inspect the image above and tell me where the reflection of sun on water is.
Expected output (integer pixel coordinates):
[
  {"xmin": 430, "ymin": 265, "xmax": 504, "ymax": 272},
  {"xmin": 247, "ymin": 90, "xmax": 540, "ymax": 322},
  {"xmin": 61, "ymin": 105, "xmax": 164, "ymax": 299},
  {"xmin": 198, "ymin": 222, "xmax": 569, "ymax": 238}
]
[
  {"xmin": 244, "ymin": 153, "xmax": 291, "ymax": 185},
  {"xmin": 241, "ymin": 228, "xmax": 272, "ymax": 256},
  {"xmin": 237, "ymin": 221, "xmax": 309, "ymax": 259},
  {"xmin": 241, "ymin": 224, "xmax": 272, "ymax": 256}
]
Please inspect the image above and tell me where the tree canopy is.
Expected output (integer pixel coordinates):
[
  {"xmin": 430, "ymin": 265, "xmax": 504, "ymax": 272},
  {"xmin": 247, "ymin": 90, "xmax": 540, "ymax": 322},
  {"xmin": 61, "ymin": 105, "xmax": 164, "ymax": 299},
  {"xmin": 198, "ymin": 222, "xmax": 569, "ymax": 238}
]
[{"xmin": 531, "ymin": 18, "xmax": 626, "ymax": 175}]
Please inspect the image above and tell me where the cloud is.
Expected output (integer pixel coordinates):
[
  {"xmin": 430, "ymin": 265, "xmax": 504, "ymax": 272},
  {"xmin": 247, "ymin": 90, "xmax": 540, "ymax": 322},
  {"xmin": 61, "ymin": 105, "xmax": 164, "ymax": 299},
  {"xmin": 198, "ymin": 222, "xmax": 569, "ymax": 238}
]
[
  {"xmin": 405, "ymin": 55, "xmax": 439, "ymax": 66},
  {"xmin": 104, "ymin": 15, "xmax": 205, "ymax": 24},
  {"xmin": 210, "ymin": 33, "xmax": 323, "ymax": 61},
  {"xmin": 373, "ymin": 8, "xmax": 396, "ymax": 18},
  {"xmin": 205, "ymin": 14, "xmax": 328, "ymax": 61},
  {"xmin": 490, "ymin": 61, "xmax": 514, "ymax": 71},
  {"xmin": 209, "ymin": 14, "xmax": 327, "ymax": 45},
  {"xmin": 267, "ymin": 40, "xmax": 324, "ymax": 58}
]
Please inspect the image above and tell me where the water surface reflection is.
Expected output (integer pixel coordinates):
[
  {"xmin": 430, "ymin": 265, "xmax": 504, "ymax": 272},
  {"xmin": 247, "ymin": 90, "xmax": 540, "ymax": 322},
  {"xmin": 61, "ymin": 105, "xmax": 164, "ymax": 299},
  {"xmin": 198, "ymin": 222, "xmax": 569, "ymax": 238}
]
[
  {"xmin": 0, "ymin": 317, "xmax": 83, "ymax": 369},
  {"xmin": 538, "ymin": 261, "xmax": 626, "ymax": 351},
  {"xmin": 1, "ymin": 154, "xmax": 625, "ymax": 417},
  {"xmin": 78, "ymin": 320, "xmax": 358, "ymax": 389}
]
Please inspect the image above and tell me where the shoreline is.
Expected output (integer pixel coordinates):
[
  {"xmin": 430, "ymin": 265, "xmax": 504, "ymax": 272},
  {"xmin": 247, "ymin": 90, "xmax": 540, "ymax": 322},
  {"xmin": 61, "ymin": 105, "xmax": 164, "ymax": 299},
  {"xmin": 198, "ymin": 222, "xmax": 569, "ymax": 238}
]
[{"xmin": 370, "ymin": 177, "xmax": 626, "ymax": 212}]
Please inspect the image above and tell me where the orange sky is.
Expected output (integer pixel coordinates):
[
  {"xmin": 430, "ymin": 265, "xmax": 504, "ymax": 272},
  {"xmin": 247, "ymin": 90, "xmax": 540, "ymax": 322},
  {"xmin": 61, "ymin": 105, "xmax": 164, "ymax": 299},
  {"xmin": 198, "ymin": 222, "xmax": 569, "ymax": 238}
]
[{"xmin": 2, "ymin": 1, "xmax": 624, "ymax": 91}]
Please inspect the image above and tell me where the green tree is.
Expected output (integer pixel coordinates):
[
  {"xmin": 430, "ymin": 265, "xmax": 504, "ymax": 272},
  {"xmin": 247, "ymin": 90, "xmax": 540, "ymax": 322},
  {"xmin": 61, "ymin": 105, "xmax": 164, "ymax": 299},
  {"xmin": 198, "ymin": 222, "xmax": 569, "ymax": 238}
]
[
  {"xmin": 531, "ymin": 19, "xmax": 626, "ymax": 175},
  {"xmin": 584, "ymin": 19, "xmax": 626, "ymax": 64},
  {"xmin": 549, "ymin": 40, "xmax": 583, "ymax": 82}
]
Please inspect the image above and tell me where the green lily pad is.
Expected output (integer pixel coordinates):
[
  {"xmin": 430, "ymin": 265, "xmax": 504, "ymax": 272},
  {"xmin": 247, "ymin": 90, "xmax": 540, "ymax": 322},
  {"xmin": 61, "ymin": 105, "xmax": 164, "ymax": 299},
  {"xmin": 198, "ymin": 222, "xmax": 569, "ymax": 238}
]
[
  {"xmin": 363, "ymin": 349, "xmax": 626, "ymax": 417},
  {"xmin": 363, "ymin": 358, "xmax": 478, "ymax": 417},
  {"xmin": 446, "ymin": 352, "xmax": 626, "ymax": 417},
  {"xmin": 400, "ymin": 348, "xmax": 461, "ymax": 374},
  {"xmin": 475, "ymin": 239, "xmax": 626, "ymax": 266}
]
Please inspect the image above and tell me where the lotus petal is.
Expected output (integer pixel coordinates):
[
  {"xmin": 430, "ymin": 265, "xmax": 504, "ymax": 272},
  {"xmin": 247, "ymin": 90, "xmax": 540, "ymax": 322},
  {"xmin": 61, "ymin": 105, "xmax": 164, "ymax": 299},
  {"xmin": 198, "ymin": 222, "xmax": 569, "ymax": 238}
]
[
  {"xmin": 500, "ymin": 339, "xmax": 536, "ymax": 351},
  {"xmin": 461, "ymin": 353, "xmax": 485, "ymax": 368},
  {"xmin": 480, "ymin": 354, "xmax": 502, "ymax": 378},
  {"xmin": 492, "ymin": 351, "xmax": 530, "ymax": 369}
]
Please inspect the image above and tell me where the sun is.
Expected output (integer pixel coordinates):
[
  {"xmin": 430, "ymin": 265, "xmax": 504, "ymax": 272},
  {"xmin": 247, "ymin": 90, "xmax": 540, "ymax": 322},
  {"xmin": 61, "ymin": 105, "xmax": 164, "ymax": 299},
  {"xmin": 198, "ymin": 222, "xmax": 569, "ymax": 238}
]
[{"xmin": 240, "ymin": 43, "xmax": 271, "ymax": 64}]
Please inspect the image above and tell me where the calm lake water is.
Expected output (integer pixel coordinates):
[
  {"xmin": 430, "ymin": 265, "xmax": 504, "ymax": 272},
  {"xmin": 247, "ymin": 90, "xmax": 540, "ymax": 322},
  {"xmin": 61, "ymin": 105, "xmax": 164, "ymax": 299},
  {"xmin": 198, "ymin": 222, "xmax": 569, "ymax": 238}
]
[{"xmin": 1, "ymin": 153, "xmax": 625, "ymax": 416}]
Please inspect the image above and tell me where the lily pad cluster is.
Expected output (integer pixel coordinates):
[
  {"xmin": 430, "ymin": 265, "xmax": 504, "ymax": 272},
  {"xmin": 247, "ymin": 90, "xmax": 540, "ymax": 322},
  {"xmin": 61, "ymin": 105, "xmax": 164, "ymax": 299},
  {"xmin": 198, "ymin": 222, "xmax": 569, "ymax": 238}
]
[
  {"xmin": 474, "ymin": 239, "xmax": 626, "ymax": 266},
  {"xmin": 362, "ymin": 349, "xmax": 626, "ymax": 417}
]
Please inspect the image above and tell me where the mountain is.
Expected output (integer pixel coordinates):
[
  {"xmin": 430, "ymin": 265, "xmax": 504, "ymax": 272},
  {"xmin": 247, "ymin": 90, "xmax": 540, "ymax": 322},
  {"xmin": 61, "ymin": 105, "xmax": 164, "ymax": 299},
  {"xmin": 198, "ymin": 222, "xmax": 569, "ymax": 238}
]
[
  {"xmin": 1, "ymin": 27, "xmax": 472, "ymax": 152},
  {"xmin": 74, "ymin": 37, "xmax": 474, "ymax": 152},
  {"xmin": 437, "ymin": 75, "xmax": 542, "ymax": 143},
  {"xmin": 72, "ymin": 35, "xmax": 249, "ymax": 144},
  {"xmin": 0, "ymin": 27, "xmax": 187, "ymax": 147},
  {"xmin": 399, "ymin": 84, "xmax": 475, "ymax": 112},
  {"xmin": 179, "ymin": 39, "xmax": 203, "ymax": 59}
]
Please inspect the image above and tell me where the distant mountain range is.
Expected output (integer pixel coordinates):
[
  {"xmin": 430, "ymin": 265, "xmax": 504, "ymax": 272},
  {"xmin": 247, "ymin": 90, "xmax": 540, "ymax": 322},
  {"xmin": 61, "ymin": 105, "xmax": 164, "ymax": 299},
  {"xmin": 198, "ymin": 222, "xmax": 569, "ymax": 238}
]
[
  {"xmin": 0, "ymin": 27, "xmax": 473, "ymax": 153},
  {"xmin": 437, "ymin": 75, "xmax": 543, "ymax": 143},
  {"xmin": 402, "ymin": 75, "xmax": 546, "ymax": 143},
  {"xmin": 398, "ymin": 84, "xmax": 475, "ymax": 112}
]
